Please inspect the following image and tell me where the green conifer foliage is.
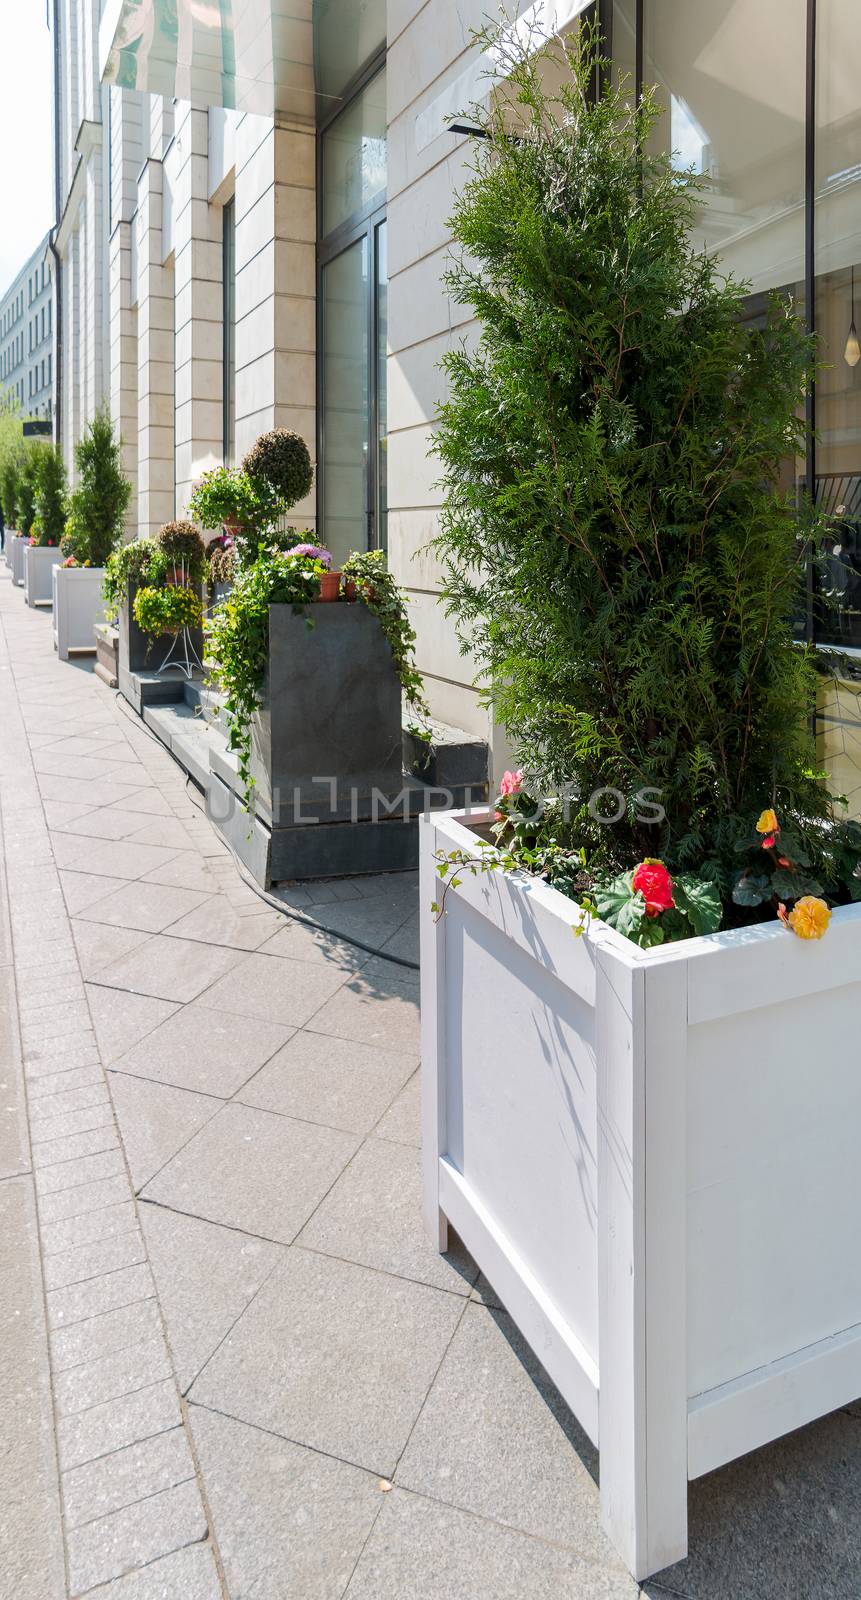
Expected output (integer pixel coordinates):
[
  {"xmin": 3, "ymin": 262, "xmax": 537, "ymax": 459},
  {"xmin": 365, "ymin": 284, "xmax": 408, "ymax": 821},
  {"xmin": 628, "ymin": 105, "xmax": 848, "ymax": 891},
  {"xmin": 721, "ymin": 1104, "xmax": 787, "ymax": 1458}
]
[
  {"xmin": 434, "ymin": 23, "xmax": 831, "ymax": 879},
  {"xmin": 34, "ymin": 445, "xmax": 68, "ymax": 546},
  {"xmin": 16, "ymin": 441, "xmax": 49, "ymax": 539},
  {"xmin": 66, "ymin": 409, "xmax": 132, "ymax": 567}
]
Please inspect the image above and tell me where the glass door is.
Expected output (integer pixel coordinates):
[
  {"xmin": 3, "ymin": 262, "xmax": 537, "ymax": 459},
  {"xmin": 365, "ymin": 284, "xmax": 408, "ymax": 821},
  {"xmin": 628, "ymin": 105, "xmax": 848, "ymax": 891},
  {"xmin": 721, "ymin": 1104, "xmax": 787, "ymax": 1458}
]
[{"xmin": 318, "ymin": 61, "xmax": 387, "ymax": 562}]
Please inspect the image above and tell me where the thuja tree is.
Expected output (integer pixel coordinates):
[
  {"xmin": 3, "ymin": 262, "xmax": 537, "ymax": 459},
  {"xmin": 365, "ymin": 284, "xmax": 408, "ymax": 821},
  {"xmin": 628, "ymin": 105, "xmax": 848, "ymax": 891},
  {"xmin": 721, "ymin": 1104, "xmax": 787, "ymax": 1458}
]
[
  {"xmin": 16, "ymin": 441, "xmax": 49, "ymax": 538},
  {"xmin": 435, "ymin": 23, "xmax": 838, "ymax": 888},
  {"xmin": 34, "ymin": 445, "xmax": 68, "ymax": 546},
  {"xmin": 66, "ymin": 409, "xmax": 132, "ymax": 566}
]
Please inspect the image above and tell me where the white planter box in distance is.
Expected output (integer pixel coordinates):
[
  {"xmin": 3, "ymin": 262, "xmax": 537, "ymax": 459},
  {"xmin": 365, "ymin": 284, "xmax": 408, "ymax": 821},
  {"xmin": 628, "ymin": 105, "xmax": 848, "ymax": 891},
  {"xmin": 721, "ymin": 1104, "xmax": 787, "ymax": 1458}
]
[
  {"xmin": 10, "ymin": 533, "xmax": 27, "ymax": 586},
  {"xmin": 52, "ymin": 564, "xmax": 105, "ymax": 658},
  {"xmin": 421, "ymin": 807, "xmax": 861, "ymax": 1582},
  {"xmin": 24, "ymin": 544, "xmax": 62, "ymax": 608}
]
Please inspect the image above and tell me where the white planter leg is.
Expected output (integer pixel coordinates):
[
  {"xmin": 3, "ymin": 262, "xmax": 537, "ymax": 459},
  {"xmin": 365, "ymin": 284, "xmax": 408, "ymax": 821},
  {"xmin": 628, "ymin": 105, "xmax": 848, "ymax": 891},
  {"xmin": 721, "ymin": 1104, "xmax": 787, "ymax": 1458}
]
[
  {"xmin": 596, "ymin": 952, "xmax": 689, "ymax": 1580},
  {"xmin": 420, "ymin": 816, "xmax": 449, "ymax": 1253}
]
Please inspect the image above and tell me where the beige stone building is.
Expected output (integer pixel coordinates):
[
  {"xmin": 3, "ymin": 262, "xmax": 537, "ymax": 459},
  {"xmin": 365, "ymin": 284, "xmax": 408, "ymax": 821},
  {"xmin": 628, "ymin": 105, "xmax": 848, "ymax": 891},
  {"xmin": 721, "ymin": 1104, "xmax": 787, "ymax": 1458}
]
[{"xmin": 78, "ymin": 0, "xmax": 861, "ymax": 783}]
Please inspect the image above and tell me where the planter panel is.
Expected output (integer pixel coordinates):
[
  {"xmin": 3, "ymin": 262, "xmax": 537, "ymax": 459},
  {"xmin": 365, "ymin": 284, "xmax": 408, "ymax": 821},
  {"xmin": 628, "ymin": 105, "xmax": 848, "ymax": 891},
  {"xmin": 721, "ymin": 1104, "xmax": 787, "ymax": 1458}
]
[
  {"xmin": 422, "ymin": 807, "xmax": 861, "ymax": 1580},
  {"xmin": 52, "ymin": 565, "xmax": 105, "ymax": 658},
  {"xmin": 10, "ymin": 534, "xmax": 26, "ymax": 586},
  {"xmin": 24, "ymin": 545, "xmax": 63, "ymax": 607},
  {"xmin": 252, "ymin": 601, "xmax": 403, "ymax": 821}
]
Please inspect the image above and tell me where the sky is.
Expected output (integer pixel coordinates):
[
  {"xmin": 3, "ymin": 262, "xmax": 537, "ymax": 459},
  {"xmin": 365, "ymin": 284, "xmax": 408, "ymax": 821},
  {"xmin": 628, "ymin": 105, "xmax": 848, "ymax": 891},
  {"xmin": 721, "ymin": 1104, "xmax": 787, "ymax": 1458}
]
[{"xmin": 0, "ymin": 0, "xmax": 54, "ymax": 299}]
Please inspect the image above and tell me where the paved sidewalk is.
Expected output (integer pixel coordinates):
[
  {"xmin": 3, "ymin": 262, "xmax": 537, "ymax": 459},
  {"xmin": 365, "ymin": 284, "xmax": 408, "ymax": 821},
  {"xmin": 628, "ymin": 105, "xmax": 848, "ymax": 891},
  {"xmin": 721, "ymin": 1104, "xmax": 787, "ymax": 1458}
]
[{"xmin": 1, "ymin": 570, "xmax": 860, "ymax": 1599}]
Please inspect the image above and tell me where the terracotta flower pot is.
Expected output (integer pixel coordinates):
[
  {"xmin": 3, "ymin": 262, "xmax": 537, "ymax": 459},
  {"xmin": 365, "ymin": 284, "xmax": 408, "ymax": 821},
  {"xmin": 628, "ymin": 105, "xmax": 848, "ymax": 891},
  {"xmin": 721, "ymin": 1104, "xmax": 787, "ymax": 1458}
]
[{"xmin": 318, "ymin": 570, "xmax": 342, "ymax": 602}]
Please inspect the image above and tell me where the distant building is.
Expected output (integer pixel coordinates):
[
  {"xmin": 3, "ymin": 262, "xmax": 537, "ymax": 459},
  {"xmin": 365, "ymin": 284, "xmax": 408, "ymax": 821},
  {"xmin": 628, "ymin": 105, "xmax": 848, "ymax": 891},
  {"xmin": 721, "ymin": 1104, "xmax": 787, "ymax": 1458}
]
[{"xmin": 0, "ymin": 236, "xmax": 54, "ymax": 420}]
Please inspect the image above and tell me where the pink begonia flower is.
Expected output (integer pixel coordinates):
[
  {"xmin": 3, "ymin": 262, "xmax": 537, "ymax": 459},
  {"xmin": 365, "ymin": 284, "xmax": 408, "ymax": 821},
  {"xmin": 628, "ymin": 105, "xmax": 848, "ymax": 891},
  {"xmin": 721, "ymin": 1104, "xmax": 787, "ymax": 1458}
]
[{"xmin": 498, "ymin": 769, "xmax": 524, "ymax": 798}]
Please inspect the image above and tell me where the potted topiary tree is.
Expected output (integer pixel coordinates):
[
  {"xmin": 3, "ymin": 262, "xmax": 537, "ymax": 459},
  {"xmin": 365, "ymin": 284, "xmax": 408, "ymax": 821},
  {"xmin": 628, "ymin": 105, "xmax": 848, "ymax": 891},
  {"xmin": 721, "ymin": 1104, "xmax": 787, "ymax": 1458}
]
[
  {"xmin": 24, "ymin": 444, "xmax": 66, "ymax": 607},
  {"xmin": 53, "ymin": 408, "xmax": 132, "ymax": 657},
  {"xmin": 420, "ymin": 23, "xmax": 861, "ymax": 1582}
]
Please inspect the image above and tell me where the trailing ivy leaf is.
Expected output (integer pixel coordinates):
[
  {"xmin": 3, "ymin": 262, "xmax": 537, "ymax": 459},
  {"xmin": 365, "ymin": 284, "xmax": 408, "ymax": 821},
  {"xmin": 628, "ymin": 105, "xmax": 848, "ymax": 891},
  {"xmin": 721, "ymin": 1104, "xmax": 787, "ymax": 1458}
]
[
  {"xmin": 771, "ymin": 866, "xmax": 823, "ymax": 900},
  {"xmin": 732, "ymin": 873, "xmax": 772, "ymax": 907},
  {"xmin": 673, "ymin": 876, "xmax": 722, "ymax": 936}
]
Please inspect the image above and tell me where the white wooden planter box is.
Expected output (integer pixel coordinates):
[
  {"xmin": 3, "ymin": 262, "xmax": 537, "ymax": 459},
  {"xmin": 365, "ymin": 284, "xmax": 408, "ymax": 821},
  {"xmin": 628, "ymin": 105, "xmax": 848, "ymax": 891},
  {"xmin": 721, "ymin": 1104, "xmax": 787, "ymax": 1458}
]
[
  {"xmin": 52, "ymin": 564, "xmax": 104, "ymax": 658},
  {"xmin": 10, "ymin": 533, "xmax": 27, "ymax": 586},
  {"xmin": 24, "ymin": 544, "xmax": 62, "ymax": 608},
  {"xmin": 421, "ymin": 807, "xmax": 861, "ymax": 1582}
]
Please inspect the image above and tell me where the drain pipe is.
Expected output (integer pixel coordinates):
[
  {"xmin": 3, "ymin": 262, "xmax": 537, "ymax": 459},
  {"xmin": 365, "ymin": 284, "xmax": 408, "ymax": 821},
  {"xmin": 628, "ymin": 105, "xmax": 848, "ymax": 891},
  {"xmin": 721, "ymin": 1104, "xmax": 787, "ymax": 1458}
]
[{"xmin": 49, "ymin": 0, "xmax": 63, "ymax": 451}]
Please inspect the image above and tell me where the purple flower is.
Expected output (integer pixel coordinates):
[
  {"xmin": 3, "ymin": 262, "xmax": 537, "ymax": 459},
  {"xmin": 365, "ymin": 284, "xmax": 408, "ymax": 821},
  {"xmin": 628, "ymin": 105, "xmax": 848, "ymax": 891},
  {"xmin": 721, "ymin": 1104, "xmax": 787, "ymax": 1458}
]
[{"xmin": 289, "ymin": 543, "xmax": 332, "ymax": 567}]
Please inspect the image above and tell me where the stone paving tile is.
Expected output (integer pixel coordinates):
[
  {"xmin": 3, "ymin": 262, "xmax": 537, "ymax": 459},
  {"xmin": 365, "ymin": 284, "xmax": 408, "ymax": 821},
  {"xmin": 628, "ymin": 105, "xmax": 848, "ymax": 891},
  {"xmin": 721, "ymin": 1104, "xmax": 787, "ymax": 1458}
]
[
  {"xmin": 307, "ymin": 966, "xmax": 421, "ymax": 1052},
  {"xmin": 71, "ymin": 921, "xmax": 152, "ymax": 979},
  {"xmin": 60, "ymin": 870, "xmax": 131, "ymax": 914},
  {"xmin": 256, "ymin": 917, "xmax": 371, "ymax": 971},
  {"xmin": 82, "ymin": 1542, "xmax": 222, "ymax": 1599},
  {"xmin": 141, "ymin": 854, "xmax": 222, "ymax": 893},
  {"xmin": 202, "ymin": 948, "xmax": 351, "ymax": 1029},
  {"xmin": 373, "ymin": 1069, "xmax": 421, "ymax": 1147},
  {"xmin": 103, "ymin": 787, "xmax": 175, "ymax": 817},
  {"xmin": 55, "ymin": 1335, "xmax": 173, "ymax": 1417},
  {"xmin": 30, "ymin": 1081, "xmax": 110, "ymax": 1121},
  {"xmin": 53, "ymin": 808, "xmax": 162, "ymax": 843},
  {"xmin": 43, "ymin": 1227, "xmax": 146, "ymax": 1292},
  {"xmin": 22, "ymin": 1000, "xmax": 94, "ymax": 1044},
  {"xmin": 299, "ymin": 1138, "xmax": 478, "ymax": 1296},
  {"xmin": 38, "ymin": 1171, "xmax": 132, "ymax": 1224},
  {"xmin": 397, "ymin": 1303, "xmax": 610, "ymax": 1559},
  {"xmin": 108, "ymin": 1072, "xmax": 222, "ymax": 1190},
  {"xmin": 189, "ymin": 1247, "xmax": 464, "ymax": 1479},
  {"xmin": 66, "ymin": 1477, "xmax": 207, "ymax": 1595},
  {"xmin": 139, "ymin": 1204, "xmax": 285, "ymax": 1391},
  {"xmin": 31, "ymin": 1100, "xmax": 115, "ymax": 1146},
  {"xmin": 47, "ymin": 1262, "xmax": 155, "ymax": 1331},
  {"xmin": 32, "ymin": 1124, "xmax": 119, "ymax": 1170},
  {"xmin": 123, "ymin": 817, "xmax": 202, "ymax": 851},
  {"xmin": 0, "ymin": 1176, "xmax": 66, "ymax": 1600},
  {"xmin": 18, "ymin": 974, "xmax": 87, "ymax": 1010},
  {"xmin": 237, "ymin": 1027, "xmax": 417, "ymax": 1136},
  {"xmin": 114, "ymin": 1001, "xmax": 291, "ymax": 1099},
  {"xmin": 162, "ymin": 893, "xmax": 285, "ymax": 951},
  {"xmin": 91, "ymin": 934, "xmax": 238, "ymax": 1004},
  {"xmin": 645, "ymin": 1409, "xmax": 861, "ymax": 1600},
  {"xmin": 62, "ymin": 1426, "xmax": 195, "ymax": 1531},
  {"xmin": 57, "ymin": 1378, "xmax": 182, "ymax": 1471},
  {"xmin": 51, "ymin": 834, "xmax": 182, "ymax": 882},
  {"xmin": 50, "ymin": 1299, "xmax": 163, "ymax": 1374},
  {"xmin": 76, "ymin": 880, "xmax": 212, "ymax": 935},
  {"xmin": 342, "ymin": 1490, "xmax": 639, "ymax": 1600},
  {"xmin": 189, "ymin": 1403, "xmax": 382, "ymax": 1600},
  {"xmin": 29, "ymin": 1065, "xmax": 106, "ymax": 1101},
  {"xmin": 41, "ymin": 1201, "xmax": 139, "ymax": 1257},
  {"xmin": 85, "ymin": 985, "xmax": 180, "ymax": 1064},
  {"xmin": 140, "ymin": 1101, "xmax": 359, "ymax": 1244},
  {"xmin": 35, "ymin": 1146, "xmax": 126, "ymax": 1197},
  {"xmin": 25, "ymin": 1038, "xmax": 101, "ymax": 1076}
]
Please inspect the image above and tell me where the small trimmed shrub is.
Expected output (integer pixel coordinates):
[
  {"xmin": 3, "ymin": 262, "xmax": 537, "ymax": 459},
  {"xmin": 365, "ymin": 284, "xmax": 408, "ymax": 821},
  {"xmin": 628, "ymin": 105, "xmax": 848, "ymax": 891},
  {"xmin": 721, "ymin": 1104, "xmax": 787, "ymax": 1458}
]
[
  {"xmin": 1, "ymin": 457, "xmax": 19, "ymax": 529},
  {"xmin": 156, "ymin": 520, "xmax": 206, "ymax": 578},
  {"xmin": 16, "ymin": 442, "xmax": 50, "ymax": 538},
  {"xmin": 241, "ymin": 430, "xmax": 313, "ymax": 509},
  {"xmin": 33, "ymin": 445, "xmax": 67, "ymax": 547}
]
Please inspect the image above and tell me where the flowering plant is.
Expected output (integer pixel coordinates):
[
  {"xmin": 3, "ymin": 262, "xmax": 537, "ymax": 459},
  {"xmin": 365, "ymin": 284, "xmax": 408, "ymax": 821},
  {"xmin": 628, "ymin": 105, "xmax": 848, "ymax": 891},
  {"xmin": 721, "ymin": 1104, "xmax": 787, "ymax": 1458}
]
[{"xmin": 288, "ymin": 543, "xmax": 332, "ymax": 567}]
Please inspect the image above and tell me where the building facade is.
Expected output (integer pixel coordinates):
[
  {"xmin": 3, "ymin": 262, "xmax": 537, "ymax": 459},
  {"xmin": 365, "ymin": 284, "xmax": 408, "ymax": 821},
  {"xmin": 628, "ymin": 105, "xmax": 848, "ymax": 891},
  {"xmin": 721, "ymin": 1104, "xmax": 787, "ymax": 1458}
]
[
  {"xmin": 93, "ymin": 0, "xmax": 860, "ymax": 782},
  {"xmin": 51, "ymin": 0, "xmax": 111, "ymax": 477},
  {"xmin": 0, "ymin": 236, "xmax": 54, "ymax": 420}
]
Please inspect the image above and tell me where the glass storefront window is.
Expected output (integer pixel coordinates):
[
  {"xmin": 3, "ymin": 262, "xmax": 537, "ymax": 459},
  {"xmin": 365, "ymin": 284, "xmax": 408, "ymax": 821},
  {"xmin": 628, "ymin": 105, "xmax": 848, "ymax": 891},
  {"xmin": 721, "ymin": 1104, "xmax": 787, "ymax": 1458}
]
[
  {"xmin": 321, "ymin": 68, "xmax": 387, "ymax": 238},
  {"xmin": 642, "ymin": 0, "xmax": 806, "ymax": 292},
  {"xmin": 314, "ymin": 0, "xmax": 386, "ymax": 104},
  {"xmin": 321, "ymin": 237, "xmax": 370, "ymax": 564},
  {"xmin": 813, "ymin": 0, "xmax": 861, "ymax": 647},
  {"xmin": 222, "ymin": 199, "xmax": 236, "ymax": 465}
]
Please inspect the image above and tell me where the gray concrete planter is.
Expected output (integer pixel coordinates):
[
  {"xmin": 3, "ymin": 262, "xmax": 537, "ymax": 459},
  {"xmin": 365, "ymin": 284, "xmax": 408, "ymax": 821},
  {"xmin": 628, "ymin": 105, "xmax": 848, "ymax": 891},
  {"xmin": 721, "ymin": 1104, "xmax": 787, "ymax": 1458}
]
[
  {"xmin": 24, "ymin": 544, "xmax": 63, "ymax": 607},
  {"xmin": 119, "ymin": 583, "xmax": 204, "ymax": 675},
  {"xmin": 252, "ymin": 600, "xmax": 402, "ymax": 822}
]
